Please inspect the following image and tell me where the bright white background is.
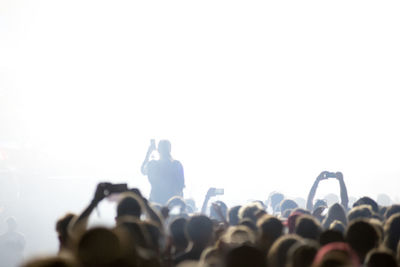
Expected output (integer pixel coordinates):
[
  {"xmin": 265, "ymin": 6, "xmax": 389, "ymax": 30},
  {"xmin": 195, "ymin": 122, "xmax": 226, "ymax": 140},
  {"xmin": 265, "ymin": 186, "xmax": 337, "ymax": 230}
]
[{"xmin": 1, "ymin": 0, "xmax": 400, "ymax": 256}]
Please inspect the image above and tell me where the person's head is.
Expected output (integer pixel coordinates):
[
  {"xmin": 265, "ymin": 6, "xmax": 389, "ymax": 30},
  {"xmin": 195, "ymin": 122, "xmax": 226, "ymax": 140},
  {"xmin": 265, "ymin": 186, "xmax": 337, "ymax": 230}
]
[
  {"xmin": 311, "ymin": 242, "xmax": 359, "ymax": 267},
  {"xmin": 286, "ymin": 241, "xmax": 319, "ymax": 267},
  {"xmin": 199, "ymin": 247, "xmax": 222, "ymax": 267},
  {"xmin": 347, "ymin": 205, "xmax": 372, "ymax": 222},
  {"xmin": 186, "ymin": 215, "xmax": 213, "ymax": 247},
  {"xmin": 365, "ymin": 248, "xmax": 398, "ymax": 267},
  {"xmin": 384, "ymin": 204, "xmax": 400, "ymax": 221},
  {"xmin": 210, "ymin": 200, "xmax": 228, "ymax": 221},
  {"xmin": 383, "ymin": 213, "xmax": 400, "ymax": 253},
  {"xmin": 267, "ymin": 234, "xmax": 302, "ymax": 267},
  {"xmin": 257, "ymin": 214, "xmax": 283, "ymax": 245},
  {"xmin": 280, "ymin": 199, "xmax": 298, "ymax": 217},
  {"xmin": 346, "ymin": 220, "xmax": 380, "ymax": 263},
  {"xmin": 353, "ymin": 197, "xmax": 379, "ymax": 214},
  {"xmin": 56, "ymin": 213, "xmax": 76, "ymax": 250},
  {"xmin": 322, "ymin": 203, "xmax": 347, "ymax": 229},
  {"xmin": 225, "ymin": 245, "xmax": 266, "ymax": 267},
  {"xmin": 319, "ymin": 230, "xmax": 344, "ymax": 246},
  {"xmin": 169, "ymin": 217, "xmax": 188, "ymax": 250},
  {"xmin": 158, "ymin": 140, "xmax": 171, "ymax": 159},
  {"xmin": 269, "ymin": 192, "xmax": 284, "ymax": 212},
  {"xmin": 238, "ymin": 218, "xmax": 258, "ymax": 236},
  {"xmin": 228, "ymin": 206, "xmax": 241, "ymax": 226},
  {"xmin": 77, "ymin": 227, "xmax": 122, "ymax": 267},
  {"xmin": 238, "ymin": 202, "xmax": 264, "ymax": 223},
  {"xmin": 221, "ymin": 225, "xmax": 256, "ymax": 247},
  {"xmin": 116, "ymin": 194, "xmax": 142, "ymax": 219},
  {"xmin": 329, "ymin": 220, "xmax": 346, "ymax": 234},
  {"xmin": 295, "ymin": 214, "xmax": 322, "ymax": 241},
  {"xmin": 142, "ymin": 221, "xmax": 163, "ymax": 253}
]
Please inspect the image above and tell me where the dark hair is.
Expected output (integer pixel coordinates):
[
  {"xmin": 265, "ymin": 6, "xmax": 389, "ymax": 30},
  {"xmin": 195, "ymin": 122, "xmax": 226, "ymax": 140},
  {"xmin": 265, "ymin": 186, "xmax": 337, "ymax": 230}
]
[
  {"xmin": 169, "ymin": 217, "xmax": 188, "ymax": 248},
  {"xmin": 353, "ymin": 197, "xmax": 379, "ymax": 214},
  {"xmin": 365, "ymin": 249, "xmax": 398, "ymax": 267},
  {"xmin": 228, "ymin": 206, "xmax": 242, "ymax": 226},
  {"xmin": 384, "ymin": 204, "xmax": 400, "ymax": 220},
  {"xmin": 319, "ymin": 229, "xmax": 344, "ymax": 246},
  {"xmin": 383, "ymin": 213, "xmax": 400, "ymax": 253},
  {"xmin": 186, "ymin": 215, "xmax": 213, "ymax": 245},
  {"xmin": 280, "ymin": 199, "xmax": 298, "ymax": 216},
  {"xmin": 346, "ymin": 220, "xmax": 379, "ymax": 262},
  {"xmin": 295, "ymin": 215, "xmax": 322, "ymax": 241},
  {"xmin": 226, "ymin": 245, "xmax": 266, "ymax": 267},
  {"xmin": 117, "ymin": 195, "xmax": 142, "ymax": 218}
]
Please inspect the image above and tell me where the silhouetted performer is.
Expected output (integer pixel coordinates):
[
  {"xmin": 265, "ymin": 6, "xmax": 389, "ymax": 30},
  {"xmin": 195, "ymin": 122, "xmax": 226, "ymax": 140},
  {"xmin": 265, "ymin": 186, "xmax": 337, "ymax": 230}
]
[{"xmin": 141, "ymin": 140, "xmax": 185, "ymax": 205}]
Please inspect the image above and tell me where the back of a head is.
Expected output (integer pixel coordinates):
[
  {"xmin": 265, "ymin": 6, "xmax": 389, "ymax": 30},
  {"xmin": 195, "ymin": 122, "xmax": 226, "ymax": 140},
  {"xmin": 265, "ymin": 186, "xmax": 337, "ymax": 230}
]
[
  {"xmin": 345, "ymin": 220, "xmax": 379, "ymax": 263},
  {"xmin": 170, "ymin": 217, "xmax": 188, "ymax": 247},
  {"xmin": 280, "ymin": 199, "xmax": 298, "ymax": 217},
  {"xmin": 257, "ymin": 214, "xmax": 283, "ymax": 242},
  {"xmin": 295, "ymin": 215, "xmax": 322, "ymax": 241},
  {"xmin": 225, "ymin": 245, "xmax": 266, "ymax": 267},
  {"xmin": 77, "ymin": 227, "xmax": 122, "ymax": 267},
  {"xmin": 347, "ymin": 205, "xmax": 372, "ymax": 222},
  {"xmin": 353, "ymin": 197, "xmax": 379, "ymax": 214},
  {"xmin": 270, "ymin": 192, "xmax": 284, "ymax": 211},
  {"xmin": 117, "ymin": 195, "xmax": 142, "ymax": 218},
  {"xmin": 287, "ymin": 241, "xmax": 319, "ymax": 267},
  {"xmin": 55, "ymin": 213, "xmax": 76, "ymax": 248},
  {"xmin": 365, "ymin": 249, "xmax": 398, "ymax": 267},
  {"xmin": 319, "ymin": 230, "xmax": 344, "ymax": 246},
  {"xmin": 158, "ymin": 139, "xmax": 171, "ymax": 157},
  {"xmin": 267, "ymin": 234, "xmax": 302, "ymax": 267},
  {"xmin": 323, "ymin": 203, "xmax": 347, "ymax": 228},
  {"xmin": 312, "ymin": 242, "xmax": 359, "ymax": 267},
  {"xmin": 186, "ymin": 215, "xmax": 213, "ymax": 245},
  {"xmin": 384, "ymin": 204, "xmax": 400, "ymax": 220},
  {"xmin": 384, "ymin": 213, "xmax": 400, "ymax": 253},
  {"xmin": 238, "ymin": 202, "xmax": 264, "ymax": 223},
  {"xmin": 228, "ymin": 206, "xmax": 241, "ymax": 226}
]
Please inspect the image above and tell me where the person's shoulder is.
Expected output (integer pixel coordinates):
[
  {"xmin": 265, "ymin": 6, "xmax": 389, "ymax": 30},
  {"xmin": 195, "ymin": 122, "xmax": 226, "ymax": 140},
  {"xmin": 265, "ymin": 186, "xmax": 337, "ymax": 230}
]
[{"xmin": 172, "ymin": 160, "xmax": 183, "ymax": 166}]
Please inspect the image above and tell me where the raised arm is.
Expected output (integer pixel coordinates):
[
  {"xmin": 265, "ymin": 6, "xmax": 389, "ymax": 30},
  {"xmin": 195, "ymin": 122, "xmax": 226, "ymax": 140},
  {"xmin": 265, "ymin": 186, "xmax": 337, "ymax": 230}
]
[
  {"xmin": 70, "ymin": 183, "xmax": 108, "ymax": 235},
  {"xmin": 306, "ymin": 171, "xmax": 328, "ymax": 211},
  {"xmin": 141, "ymin": 140, "xmax": 156, "ymax": 175},
  {"xmin": 201, "ymin": 188, "xmax": 217, "ymax": 214},
  {"xmin": 335, "ymin": 172, "xmax": 349, "ymax": 210}
]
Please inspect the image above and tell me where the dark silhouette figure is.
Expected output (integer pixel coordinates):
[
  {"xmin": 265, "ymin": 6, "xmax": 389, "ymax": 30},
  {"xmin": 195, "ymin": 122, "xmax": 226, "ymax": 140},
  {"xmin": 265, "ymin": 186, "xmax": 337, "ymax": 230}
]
[
  {"xmin": 307, "ymin": 171, "xmax": 349, "ymax": 212},
  {"xmin": 141, "ymin": 140, "xmax": 185, "ymax": 205}
]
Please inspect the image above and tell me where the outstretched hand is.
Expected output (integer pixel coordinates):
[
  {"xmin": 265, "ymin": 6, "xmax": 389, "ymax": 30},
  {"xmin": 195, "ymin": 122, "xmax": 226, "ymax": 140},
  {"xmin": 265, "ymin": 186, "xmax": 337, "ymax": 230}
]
[
  {"xmin": 92, "ymin": 182, "xmax": 111, "ymax": 204},
  {"xmin": 206, "ymin": 187, "xmax": 217, "ymax": 198},
  {"xmin": 316, "ymin": 171, "xmax": 329, "ymax": 181}
]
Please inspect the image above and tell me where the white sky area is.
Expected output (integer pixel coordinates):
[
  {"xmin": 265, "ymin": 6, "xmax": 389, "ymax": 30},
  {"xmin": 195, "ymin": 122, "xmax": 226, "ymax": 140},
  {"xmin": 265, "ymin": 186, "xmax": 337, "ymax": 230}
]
[{"xmin": 1, "ymin": 0, "xmax": 400, "ymax": 256}]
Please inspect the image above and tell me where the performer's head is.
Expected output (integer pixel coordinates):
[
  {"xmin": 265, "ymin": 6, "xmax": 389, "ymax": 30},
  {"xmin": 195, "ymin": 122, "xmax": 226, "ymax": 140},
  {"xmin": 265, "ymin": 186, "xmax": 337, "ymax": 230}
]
[{"xmin": 158, "ymin": 140, "xmax": 172, "ymax": 159}]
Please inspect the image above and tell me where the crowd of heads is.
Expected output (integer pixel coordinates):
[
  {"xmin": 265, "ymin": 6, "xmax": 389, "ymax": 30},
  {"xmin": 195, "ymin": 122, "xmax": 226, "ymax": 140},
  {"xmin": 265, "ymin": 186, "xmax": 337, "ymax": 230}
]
[{"xmin": 14, "ymin": 175, "xmax": 400, "ymax": 267}]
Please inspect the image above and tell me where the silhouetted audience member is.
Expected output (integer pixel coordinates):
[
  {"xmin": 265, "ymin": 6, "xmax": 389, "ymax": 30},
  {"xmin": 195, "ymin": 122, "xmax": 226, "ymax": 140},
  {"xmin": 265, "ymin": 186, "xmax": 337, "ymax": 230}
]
[
  {"xmin": 345, "ymin": 220, "xmax": 379, "ymax": 263},
  {"xmin": 280, "ymin": 199, "xmax": 298, "ymax": 218},
  {"xmin": 383, "ymin": 213, "xmax": 400, "ymax": 253},
  {"xmin": 0, "ymin": 217, "xmax": 26, "ymax": 267},
  {"xmin": 307, "ymin": 172, "xmax": 349, "ymax": 212},
  {"xmin": 228, "ymin": 206, "xmax": 241, "ymax": 226},
  {"xmin": 295, "ymin": 214, "xmax": 322, "ymax": 241},
  {"xmin": 267, "ymin": 234, "xmax": 302, "ymax": 267},
  {"xmin": 56, "ymin": 213, "xmax": 76, "ymax": 253},
  {"xmin": 384, "ymin": 204, "xmax": 400, "ymax": 221},
  {"xmin": 256, "ymin": 214, "xmax": 283, "ymax": 254},
  {"xmin": 169, "ymin": 217, "xmax": 189, "ymax": 257},
  {"xmin": 322, "ymin": 203, "xmax": 347, "ymax": 229},
  {"xmin": 287, "ymin": 241, "xmax": 319, "ymax": 267},
  {"xmin": 319, "ymin": 230, "xmax": 344, "ymax": 246},
  {"xmin": 174, "ymin": 215, "xmax": 213, "ymax": 265},
  {"xmin": 365, "ymin": 249, "xmax": 398, "ymax": 267},
  {"xmin": 347, "ymin": 205, "xmax": 373, "ymax": 222},
  {"xmin": 225, "ymin": 245, "xmax": 266, "ymax": 267},
  {"xmin": 268, "ymin": 192, "xmax": 284, "ymax": 214},
  {"xmin": 312, "ymin": 242, "xmax": 359, "ymax": 267},
  {"xmin": 353, "ymin": 196, "xmax": 379, "ymax": 214}
]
